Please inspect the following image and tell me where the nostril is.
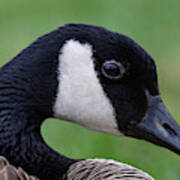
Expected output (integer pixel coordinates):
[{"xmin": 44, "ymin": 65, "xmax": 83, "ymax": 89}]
[{"xmin": 162, "ymin": 123, "xmax": 177, "ymax": 136}]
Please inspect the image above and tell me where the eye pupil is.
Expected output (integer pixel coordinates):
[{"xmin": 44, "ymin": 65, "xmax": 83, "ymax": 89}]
[
  {"xmin": 104, "ymin": 63, "xmax": 120, "ymax": 76},
  {"xmin": 102, "ymin": 60, "xmax": 125, "ymax": 80}
]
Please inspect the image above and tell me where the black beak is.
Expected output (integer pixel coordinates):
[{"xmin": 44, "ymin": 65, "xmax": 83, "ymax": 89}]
[{"xmin": 128, "ymin": 92, "xmax": 180, "ymax": 155}]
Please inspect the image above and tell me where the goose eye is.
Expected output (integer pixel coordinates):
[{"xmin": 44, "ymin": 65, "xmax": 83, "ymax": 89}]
[{"xmin": 102, "ymin": 60, "xmax": 125, "ymax": 80}]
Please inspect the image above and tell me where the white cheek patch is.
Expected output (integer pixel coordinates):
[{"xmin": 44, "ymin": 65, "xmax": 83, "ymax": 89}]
[{"xmin": 53, "ymin": 39, "xmax": 123, "ymax": 136}]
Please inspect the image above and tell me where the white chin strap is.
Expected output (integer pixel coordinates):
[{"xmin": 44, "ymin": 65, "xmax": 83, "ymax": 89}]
[{"xmin": 53, "ymin": 39, "xmax": 123, "ymax": 136}]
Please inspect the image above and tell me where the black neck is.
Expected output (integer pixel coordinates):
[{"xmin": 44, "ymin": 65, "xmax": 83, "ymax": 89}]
[
  {"xmin": 0, "ymin": 97, "xmax": 77, "ymax": 180},
  {"xmin": 0, "ymin": 44, "xmax": 78, "ymax": 179}
]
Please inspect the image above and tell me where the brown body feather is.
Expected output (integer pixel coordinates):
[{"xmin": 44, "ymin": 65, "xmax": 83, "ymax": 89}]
[
  {"xmin": 0, "ymin": 157, "xmax": 38, "ymax": 180},
  {"xmin": 67, "ymin": 159, "xmax": 154, "ymax": 180},
  {"xmin": 0, "ymin": 156, "xmax": 154, "ymax": 180}
]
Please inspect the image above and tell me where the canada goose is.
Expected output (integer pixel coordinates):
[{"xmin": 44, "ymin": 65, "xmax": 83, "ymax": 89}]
[{"xmin": 0, "ymin": 24, "xmax": 179, "ymax": 180}]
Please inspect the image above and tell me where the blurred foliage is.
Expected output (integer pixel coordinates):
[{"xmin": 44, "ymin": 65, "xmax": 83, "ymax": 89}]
[{"xmin": 0, "ymin": 0, "xmax": 180, "ymax": 179}]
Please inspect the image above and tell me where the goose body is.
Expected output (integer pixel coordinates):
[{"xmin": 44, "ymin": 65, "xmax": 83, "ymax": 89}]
[
  {"xmin": 0, "ymin": 157, "xmax": 153, "ymax": 180},
  {"xmin": 66, "ymin": 159, "xmax": 153, "ymax": 180},
  {"xmin": 0, "ymin": 24, "xmax": 180, "ymax": 180}
]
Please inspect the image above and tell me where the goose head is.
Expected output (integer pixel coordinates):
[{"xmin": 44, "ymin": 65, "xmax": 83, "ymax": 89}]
[
  {"xmin": 52, "ymin": 24, "xmax": 180, "ymax": 154},
  {"xmin": 1, "ymin": 24, "xmax": 180, "ymax": 156}
]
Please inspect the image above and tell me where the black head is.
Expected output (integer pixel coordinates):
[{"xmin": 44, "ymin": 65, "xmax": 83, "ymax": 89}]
[{"xmin": 53, "ymin": 24, "xmax": 180, "ymax": 154}]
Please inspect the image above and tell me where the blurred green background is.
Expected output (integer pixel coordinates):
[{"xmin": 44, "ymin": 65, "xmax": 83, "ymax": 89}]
[{"xmin": 0, "ymin": 0, "xmax": 180, "ymax": 179}]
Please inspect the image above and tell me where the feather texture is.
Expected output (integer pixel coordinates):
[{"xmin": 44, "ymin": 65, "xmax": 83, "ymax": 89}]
[
  {"xmin": 0, "ymin": 156, "xmax": 154, "ymax": 180},
  {"xmin": 0, "ymin": 156, "xmax": 38, "ymax": 180},
  {"xmin": 66, "ymin": 159, "xmax": 154, "ymax": 180}
]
